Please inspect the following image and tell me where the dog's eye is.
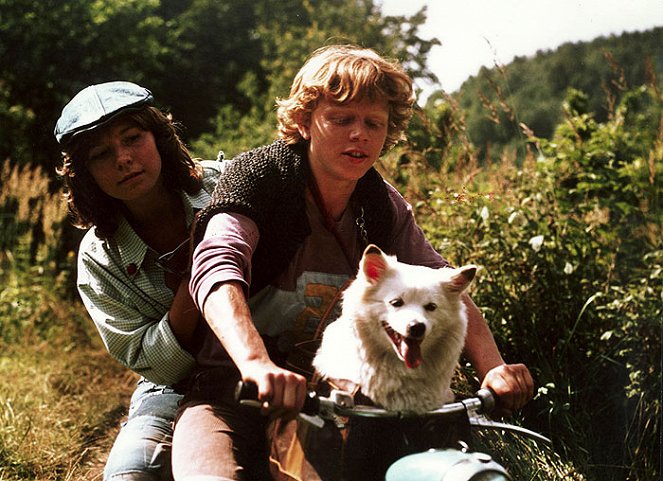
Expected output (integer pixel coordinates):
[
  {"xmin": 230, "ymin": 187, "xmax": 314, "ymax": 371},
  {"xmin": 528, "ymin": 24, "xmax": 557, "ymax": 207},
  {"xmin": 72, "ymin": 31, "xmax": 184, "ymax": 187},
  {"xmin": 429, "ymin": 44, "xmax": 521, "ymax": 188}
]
[
  {"xmin": 389, "ymin": 298, "xmax": 404, "ymax": 308},
  {"xmin": 424, "ymin": 303, "xmax": 437, "ymax": 312}
]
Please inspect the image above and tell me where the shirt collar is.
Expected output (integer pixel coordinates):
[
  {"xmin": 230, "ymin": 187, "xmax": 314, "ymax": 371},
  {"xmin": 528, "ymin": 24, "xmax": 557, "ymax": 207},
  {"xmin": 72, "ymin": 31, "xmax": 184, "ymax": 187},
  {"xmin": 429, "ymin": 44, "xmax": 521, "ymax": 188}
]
[
  {"xmin": 113, "ymin": 188, "xmax": 203, "ymax": 276},
  {"xmin": 113, "ymin": 216, "xmax": 148, "ymax": 276}
]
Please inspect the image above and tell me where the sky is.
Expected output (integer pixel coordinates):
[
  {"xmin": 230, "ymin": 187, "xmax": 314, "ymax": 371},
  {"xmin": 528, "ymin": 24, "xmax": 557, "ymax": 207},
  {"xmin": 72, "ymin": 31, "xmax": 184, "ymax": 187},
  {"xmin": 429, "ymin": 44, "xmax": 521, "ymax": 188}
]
[{"xmin": 379, "ymin": 0, "xmax": 663, "ymax": 99}]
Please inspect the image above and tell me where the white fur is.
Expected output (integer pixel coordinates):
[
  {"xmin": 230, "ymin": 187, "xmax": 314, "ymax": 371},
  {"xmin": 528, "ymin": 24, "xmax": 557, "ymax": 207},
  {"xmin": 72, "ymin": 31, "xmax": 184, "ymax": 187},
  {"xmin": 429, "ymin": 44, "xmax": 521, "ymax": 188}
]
[{"xmin": 313, "ymin": 245, "xmax": 476, "ymax": 413}]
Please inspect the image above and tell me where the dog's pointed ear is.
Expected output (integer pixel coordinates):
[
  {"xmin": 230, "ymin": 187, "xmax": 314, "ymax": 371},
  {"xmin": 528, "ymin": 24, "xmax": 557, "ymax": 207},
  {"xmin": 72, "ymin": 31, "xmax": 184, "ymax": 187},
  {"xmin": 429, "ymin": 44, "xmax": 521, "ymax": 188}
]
[
  {"xmin": 446, "ymin": 264, "xmax": 477, "ymax": 292},
  {"xmin": 361, "ymin": 244, "xmax": 388, "ymax": 284}
]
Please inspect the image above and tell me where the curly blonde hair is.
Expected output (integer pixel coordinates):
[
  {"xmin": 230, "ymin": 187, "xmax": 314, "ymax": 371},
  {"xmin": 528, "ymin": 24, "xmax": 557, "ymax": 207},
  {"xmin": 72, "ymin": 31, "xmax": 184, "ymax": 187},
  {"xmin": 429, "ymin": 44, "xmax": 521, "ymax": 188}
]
[{"xmin": 276, "ymin": 45, "xmax": 415, "ymax": 153}]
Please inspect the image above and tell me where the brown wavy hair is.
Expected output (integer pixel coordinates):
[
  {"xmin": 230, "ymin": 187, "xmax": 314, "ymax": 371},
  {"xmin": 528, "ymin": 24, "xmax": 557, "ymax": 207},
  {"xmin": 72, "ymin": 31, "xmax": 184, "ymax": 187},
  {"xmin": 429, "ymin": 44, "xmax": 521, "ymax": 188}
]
[
  {"xmin": 57, "ymin": 106, "xmax": 202, "ymax": 239},
  {"xmin": 276, "ymin": 44, "xmax": 415, "ymax": 153}
]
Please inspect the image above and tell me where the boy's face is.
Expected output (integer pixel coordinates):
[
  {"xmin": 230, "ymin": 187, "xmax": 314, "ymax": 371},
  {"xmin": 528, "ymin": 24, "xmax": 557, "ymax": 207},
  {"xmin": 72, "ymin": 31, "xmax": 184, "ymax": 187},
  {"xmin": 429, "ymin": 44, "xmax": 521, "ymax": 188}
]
[
  {"xmin": 85, "ymin": 117, "xmax": 163, "ymax": 204},
  {"xmin": 298, "ymin": 96, "xmax": 389, "ymax": 188}
]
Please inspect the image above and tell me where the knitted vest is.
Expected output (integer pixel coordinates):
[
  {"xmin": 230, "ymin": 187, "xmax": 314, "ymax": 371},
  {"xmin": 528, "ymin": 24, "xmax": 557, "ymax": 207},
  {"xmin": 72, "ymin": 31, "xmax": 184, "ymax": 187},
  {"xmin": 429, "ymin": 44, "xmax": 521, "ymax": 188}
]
[{"xmin": 193, "ymin": 139, "xmax": 395, "ymax": 295}]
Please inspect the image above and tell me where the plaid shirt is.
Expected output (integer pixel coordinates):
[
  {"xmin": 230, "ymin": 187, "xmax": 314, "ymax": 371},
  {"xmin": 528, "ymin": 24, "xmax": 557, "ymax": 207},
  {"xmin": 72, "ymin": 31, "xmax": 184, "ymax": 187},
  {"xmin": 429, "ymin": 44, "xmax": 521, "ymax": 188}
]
[{"xmin": 77, "ymin": 161, "xmax": 222, "ymax": 386}]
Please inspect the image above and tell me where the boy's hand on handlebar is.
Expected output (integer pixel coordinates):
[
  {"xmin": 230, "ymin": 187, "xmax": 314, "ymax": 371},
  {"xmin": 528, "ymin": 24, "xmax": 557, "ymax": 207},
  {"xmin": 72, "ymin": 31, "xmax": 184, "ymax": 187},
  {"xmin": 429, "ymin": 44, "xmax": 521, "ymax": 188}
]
[
  {"xmin": 241, "ymin": 362, "xmax": 307, "ymax": 420},
  {"xmin": 481, "ymin": 363, "xmax": 533, "ymax": 417}
]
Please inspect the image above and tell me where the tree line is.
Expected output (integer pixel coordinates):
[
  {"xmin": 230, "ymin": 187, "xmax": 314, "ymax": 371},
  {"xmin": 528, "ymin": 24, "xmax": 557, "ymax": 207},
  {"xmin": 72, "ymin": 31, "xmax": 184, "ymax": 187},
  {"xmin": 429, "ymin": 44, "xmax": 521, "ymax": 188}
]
[
  {"xmin": 0, "ymin": 0, "xmax": 437, "ymax": 174},
  {"xmin": 449, "ymin": 27, "xmax": 663, "ymax": 160},
  {"xmin": 3, "ymin": 1, "xmax": 660, "ymax": 177}
]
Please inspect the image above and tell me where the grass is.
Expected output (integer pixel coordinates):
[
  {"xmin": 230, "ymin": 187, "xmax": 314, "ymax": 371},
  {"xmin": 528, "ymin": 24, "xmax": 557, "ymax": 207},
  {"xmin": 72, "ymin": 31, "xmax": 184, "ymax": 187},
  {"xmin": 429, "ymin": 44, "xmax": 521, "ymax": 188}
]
[
  {"xmin": 449, "ymin": 368, "xmax": 588, "ymax": 481},
  {"xmin": 0, "ymin": 158, "xmax": 135, "ymax": 481},
  {"xmin": 0, "ymin": 267, "xmax": 136, "ymax": 481},
  {"xmin": 471, "ymin": 428, "xmax": 587, "ymax": 480}
]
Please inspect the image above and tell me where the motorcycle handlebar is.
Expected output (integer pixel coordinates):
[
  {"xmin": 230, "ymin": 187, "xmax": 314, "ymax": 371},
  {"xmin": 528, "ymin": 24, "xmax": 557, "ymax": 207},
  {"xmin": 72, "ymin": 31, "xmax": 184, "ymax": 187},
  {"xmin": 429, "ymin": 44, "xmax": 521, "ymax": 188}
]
[{"xmin": 234, "ymin": 380, "xmax": 497, "ymax": 419}]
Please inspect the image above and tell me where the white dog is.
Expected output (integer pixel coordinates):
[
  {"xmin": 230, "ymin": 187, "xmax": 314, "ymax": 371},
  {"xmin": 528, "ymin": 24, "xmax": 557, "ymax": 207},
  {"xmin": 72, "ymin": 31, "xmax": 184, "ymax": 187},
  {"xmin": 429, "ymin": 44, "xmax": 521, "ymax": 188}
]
[{"xmin": 312, "ymin": 245, "xmax": 476, "ymax": 413}]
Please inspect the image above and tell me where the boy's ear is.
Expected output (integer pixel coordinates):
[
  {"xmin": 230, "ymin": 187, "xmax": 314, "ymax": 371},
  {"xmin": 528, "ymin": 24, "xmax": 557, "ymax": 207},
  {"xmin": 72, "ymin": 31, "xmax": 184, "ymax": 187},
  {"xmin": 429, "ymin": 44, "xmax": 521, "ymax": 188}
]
[
  {"xmin": 295, "ymin": 112, "xmax": 311, "ymax": 140},
  {"xmin": 296, "ymin": 123, "xmax": 310, "ymax": 140}
]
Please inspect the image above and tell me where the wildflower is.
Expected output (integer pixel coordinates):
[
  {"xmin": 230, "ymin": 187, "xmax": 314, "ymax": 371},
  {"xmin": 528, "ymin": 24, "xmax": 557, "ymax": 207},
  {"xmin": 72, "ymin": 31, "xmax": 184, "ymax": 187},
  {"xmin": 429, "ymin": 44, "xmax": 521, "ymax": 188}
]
[
  {"xmin": 564, "ymin": 262, "xmax": 574, "ymax": 274},
  {"xmin": 529, "ymin": 235, "xmax": 544, "ymax": 252},
  {"xmin": 480, "ymin": 206, "xmax": 490, "ymax": 222}
]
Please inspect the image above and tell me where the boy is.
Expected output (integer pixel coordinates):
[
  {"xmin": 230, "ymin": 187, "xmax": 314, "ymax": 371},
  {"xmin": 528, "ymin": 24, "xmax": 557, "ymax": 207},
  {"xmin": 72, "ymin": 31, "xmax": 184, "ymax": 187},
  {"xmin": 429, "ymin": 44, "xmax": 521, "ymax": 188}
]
[{"xmin": 172, "ymin": 45, "xmax": 533, "ymax": 481}]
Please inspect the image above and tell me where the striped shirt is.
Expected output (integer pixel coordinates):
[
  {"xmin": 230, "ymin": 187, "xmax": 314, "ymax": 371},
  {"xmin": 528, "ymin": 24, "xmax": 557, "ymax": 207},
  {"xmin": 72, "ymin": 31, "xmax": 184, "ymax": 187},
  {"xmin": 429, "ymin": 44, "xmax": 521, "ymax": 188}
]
[{"xmin": 77, "ymin": 160, "xmax": 222, "ymax": 385}]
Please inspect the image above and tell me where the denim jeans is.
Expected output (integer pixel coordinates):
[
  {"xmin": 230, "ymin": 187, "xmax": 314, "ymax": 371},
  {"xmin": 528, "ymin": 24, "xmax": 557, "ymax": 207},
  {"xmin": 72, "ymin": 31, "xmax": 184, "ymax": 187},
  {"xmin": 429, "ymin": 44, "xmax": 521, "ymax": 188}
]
[{"xmin": 104, "ymin": 378, "xmax": 183, "ymax": 481}]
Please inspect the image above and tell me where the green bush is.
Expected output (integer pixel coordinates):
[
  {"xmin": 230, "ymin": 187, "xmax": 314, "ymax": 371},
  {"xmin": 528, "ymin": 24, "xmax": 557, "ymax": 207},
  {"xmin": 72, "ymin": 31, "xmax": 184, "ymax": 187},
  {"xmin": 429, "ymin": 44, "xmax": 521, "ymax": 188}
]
[{"xmin": 404, "ymin": 84, "xmax": 661, "ymax": 481}]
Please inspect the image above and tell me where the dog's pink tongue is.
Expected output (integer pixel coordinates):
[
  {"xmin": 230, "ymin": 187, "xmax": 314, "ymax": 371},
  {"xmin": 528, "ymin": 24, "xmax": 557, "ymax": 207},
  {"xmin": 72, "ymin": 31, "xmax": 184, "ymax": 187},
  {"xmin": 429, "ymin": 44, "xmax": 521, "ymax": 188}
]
[{"xmin": 401, "ymin": 339, "xmax": 422, "ymax": 369}]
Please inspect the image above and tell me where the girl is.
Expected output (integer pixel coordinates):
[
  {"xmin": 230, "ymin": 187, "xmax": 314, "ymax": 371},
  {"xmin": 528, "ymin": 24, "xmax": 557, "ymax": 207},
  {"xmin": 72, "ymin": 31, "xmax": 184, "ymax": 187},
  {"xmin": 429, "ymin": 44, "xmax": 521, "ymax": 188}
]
[{"xmin": 55, "ymin": 81, "xmax": 221, "ymax": 481}]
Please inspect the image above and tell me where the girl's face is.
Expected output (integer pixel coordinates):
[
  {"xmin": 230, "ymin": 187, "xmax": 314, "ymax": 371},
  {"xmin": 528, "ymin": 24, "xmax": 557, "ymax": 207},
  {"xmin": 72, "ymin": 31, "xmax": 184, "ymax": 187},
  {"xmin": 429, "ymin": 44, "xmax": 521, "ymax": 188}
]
[
  {"xmin": 86, "ymin": 117, "xmax": 163, "ymax": 204},
  {"xmin": 297, "ymin": 96, "xmax": 389, "ymax": 188}
]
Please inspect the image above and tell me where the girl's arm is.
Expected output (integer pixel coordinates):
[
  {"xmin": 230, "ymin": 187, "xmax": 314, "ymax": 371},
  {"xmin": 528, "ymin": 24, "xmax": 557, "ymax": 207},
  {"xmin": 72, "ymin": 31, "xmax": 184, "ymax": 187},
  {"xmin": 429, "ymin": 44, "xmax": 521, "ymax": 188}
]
[{"xmin": 167, "ymin": 276, "xmax": 200, "ymax": 351}]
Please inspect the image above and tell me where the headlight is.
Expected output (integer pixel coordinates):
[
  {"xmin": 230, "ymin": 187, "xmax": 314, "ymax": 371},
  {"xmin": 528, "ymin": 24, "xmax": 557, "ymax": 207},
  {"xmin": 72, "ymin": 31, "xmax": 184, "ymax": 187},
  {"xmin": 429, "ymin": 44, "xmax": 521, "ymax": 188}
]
[{"xmin": 385, "ymin": 448, "xmax": 510, "ymax": 481}]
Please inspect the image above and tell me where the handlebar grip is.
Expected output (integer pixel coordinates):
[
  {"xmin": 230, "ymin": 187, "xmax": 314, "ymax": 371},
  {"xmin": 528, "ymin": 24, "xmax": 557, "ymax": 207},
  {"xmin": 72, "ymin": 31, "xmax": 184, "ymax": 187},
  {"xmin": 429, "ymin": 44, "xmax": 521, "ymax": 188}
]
[
  {"xmin": 476, "ymin": 387, "xmax": 497, "ymax": 414},
  {"xmin": 234, "ymin": 380, "xmax": 321, "ymax": 415},
  {"xmin": 235, "ymin": 380, "xmax": 260, "ymax": 405}
]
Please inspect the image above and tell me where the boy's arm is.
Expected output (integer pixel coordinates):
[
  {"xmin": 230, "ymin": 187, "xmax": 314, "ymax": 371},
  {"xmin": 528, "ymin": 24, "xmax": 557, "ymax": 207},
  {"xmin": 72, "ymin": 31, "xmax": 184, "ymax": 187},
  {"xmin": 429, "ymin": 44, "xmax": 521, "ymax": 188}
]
[
  {"xmin": 462, "ymin": 294, "xmax": 534, "ymax": 415},
  {"xmin": 202, "ymin": 281, "xmax": 307, "ymax": 417}
]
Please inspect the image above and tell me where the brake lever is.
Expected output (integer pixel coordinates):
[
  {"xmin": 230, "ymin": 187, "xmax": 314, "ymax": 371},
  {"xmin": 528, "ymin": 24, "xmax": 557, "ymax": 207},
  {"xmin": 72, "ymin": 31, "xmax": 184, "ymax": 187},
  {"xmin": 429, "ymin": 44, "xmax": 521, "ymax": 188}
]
[
  {"xmin": 320, "ymin": 389, "xmax": 355, "ymax": 414},
  {"xmin": 310, "ymin": 389, "xmax": 355, "ymax": 428},
  {"xmin": 465, "ymin": 388, "xmax": 552, "ymax": 445},
  {"xmin": 468, "ymin": 416, "xmax": 552, "ymax": 445}
]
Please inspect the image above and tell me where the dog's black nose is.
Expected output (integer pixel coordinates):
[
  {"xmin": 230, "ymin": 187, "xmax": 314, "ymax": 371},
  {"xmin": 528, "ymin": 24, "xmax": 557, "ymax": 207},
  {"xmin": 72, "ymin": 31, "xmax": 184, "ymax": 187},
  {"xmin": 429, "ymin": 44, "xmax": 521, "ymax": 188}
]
[{"xmin": 407, "ymin": 322, "xmax": 426, "ymax": 339}]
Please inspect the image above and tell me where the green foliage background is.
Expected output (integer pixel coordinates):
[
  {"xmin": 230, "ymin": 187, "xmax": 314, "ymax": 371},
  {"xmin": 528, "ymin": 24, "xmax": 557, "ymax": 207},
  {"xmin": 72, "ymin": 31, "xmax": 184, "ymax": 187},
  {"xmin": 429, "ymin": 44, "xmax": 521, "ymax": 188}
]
[
  {"xmin": 0, "ymin": 1, "xmax": 660, "ymax": 480},
  {"xmin": 389, "ymin": 82, "xmax": 661, "ymax": 481}
]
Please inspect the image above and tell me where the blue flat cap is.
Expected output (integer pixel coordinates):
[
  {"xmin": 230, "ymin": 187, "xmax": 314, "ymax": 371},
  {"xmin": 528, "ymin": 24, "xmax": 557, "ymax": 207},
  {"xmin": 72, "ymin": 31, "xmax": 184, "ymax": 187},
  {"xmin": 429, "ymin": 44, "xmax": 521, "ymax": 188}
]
[{"xmin": 55, "ymin": 81, "xmax": 153, "ymax": 144}]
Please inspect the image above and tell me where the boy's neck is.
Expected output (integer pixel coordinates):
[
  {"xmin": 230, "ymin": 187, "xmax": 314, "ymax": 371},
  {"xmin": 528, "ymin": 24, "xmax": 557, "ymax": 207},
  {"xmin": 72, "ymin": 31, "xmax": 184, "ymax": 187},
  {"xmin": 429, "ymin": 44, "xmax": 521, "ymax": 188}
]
[{"xmin": 310, "ymin": 178, "xmax": 356, "ymax": 221}]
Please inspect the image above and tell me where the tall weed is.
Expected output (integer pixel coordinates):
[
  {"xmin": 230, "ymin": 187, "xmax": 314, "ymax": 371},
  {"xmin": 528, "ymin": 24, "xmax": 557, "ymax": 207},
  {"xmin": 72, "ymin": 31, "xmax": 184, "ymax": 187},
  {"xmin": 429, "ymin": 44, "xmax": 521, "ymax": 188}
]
[
  {"xmin": 0, "ymin": 158, "xmax": 83, "ymax": 298},
  {"xmin": 0, "ymin": 158, "xmax": 125, "ymax": 480}
]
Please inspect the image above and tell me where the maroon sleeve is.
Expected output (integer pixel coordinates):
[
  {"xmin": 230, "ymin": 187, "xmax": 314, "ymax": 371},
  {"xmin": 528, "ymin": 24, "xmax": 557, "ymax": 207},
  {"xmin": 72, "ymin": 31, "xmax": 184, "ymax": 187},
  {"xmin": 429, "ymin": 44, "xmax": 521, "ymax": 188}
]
[
  {"xmin": 189, "ymin": 213, "xmax": 259, "ymax": 312},
  {"xmin": 385, "ymin": 182, "xmax": 450, "ymax": 269}
]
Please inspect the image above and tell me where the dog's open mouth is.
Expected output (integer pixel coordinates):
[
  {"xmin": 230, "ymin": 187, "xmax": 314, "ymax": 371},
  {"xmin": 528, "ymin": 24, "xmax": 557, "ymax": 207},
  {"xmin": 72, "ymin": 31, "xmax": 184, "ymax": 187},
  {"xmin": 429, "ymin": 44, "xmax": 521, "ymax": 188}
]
[{"xmin": 381, "ymin": 321, "xmax": 423, "ymax": 369}]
